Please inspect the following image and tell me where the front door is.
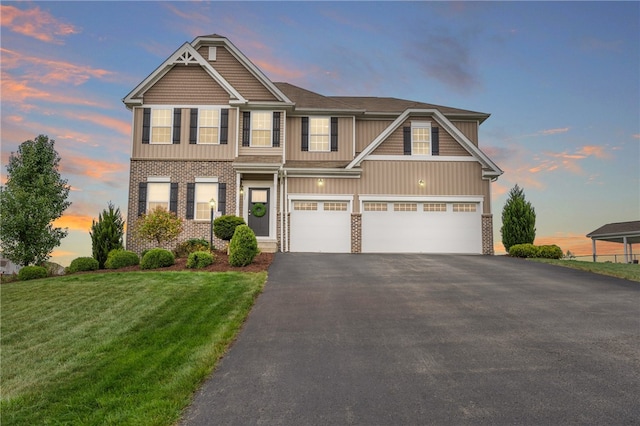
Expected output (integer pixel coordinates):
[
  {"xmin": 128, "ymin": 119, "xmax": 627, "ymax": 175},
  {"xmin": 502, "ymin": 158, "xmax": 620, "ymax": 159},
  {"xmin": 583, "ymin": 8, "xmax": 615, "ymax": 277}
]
[{"xmin": 248, "ymin": 188, "xmax": 270, "ymax": 237}]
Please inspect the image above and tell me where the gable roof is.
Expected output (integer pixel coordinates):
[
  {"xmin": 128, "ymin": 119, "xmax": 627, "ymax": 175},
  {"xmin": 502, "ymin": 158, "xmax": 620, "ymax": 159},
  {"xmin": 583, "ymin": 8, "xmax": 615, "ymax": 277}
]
[{"xmin": 586, "ymin": 220, "xmax": 640, "ymax": 243}]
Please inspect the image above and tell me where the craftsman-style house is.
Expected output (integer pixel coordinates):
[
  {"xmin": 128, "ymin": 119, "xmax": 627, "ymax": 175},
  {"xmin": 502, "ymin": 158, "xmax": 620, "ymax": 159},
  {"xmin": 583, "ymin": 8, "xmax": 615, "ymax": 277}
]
[{"xmin": 123, "ymin": 34, "xmax": 502, "ymax": 254}]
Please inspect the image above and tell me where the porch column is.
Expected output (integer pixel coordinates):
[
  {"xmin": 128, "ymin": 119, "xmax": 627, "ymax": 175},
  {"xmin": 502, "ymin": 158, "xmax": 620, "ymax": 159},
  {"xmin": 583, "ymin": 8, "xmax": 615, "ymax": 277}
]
[
  {"xmin": 592, "ymin": 239, "xmax": 597, "ymax": 262},
  {"xmin": 623, "ymin": 236, "xmax": 628, "ymax": 263}
]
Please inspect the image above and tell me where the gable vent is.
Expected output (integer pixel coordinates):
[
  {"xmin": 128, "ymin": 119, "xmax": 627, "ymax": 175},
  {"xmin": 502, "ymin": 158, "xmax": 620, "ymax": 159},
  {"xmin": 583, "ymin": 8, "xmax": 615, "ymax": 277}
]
[
  {"xmin": 208, "ymin": 47, "xmax": 217, "ymax": 61},
  {"xmin": 174, "ymin": 51, "xmax": 199, "ymax": 65}
]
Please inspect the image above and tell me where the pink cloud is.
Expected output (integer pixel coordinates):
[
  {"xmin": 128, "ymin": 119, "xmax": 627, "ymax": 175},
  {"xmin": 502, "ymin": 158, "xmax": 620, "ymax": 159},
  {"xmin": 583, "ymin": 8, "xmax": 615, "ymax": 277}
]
[
  {"xmin": 540, "ymin": 127, "xmax": 570, "ymax": 136},
  {"xmin": 53, "ymin": 213, "xmax": 93, "ymax": 232},
  {"xmin": 62, "ymin": 112, "xmax": 130, "ymax": 136},
  {"xmin": 0, "ymin": 5, "xmax": 80, "ymax": 44},
  {"xmin": 61, "ymin": 155, "xmax": 128, "ymax": 181}
]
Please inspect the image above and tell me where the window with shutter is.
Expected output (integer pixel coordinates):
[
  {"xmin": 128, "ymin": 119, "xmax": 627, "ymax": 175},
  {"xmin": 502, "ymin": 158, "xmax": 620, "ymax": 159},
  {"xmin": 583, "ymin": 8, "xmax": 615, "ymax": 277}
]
[
  {"xmin": 242, "ymin": 111, "xmax": 251, "ymax": 146},
  {"xmin": 172, "ymin": 108, "xmax": 181, "ymax": 144},
  {"xmin": 198, "ymin": 109, "xmax": 220, "ymax": 144},
  {"xmin": 301, "ymin": 117, "xmax": 309, "ymax": 151},
  {"xmin": 220, "ymin": 109, "xmax": 229, "ymax": 144},
  {"xmin": 309, "ymin": 117, "xmax": 330, "ymax": 152},
  {"xmin": 272, "ymin": 112, "xmax": 281, "ymax": 147}
]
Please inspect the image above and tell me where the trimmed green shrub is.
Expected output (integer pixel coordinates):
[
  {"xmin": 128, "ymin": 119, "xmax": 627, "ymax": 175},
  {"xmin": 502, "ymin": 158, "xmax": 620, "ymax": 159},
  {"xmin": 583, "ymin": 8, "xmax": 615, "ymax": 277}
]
[
  {"xmin": 68, "ymin": 257, "xmax": 99, "ymax": 273},
  {"xmin": 509, "ymin": 243, "xmax": 540, "ymax": 258},
  {"xmin": 105, "ymin": 249, "xmax": 140, "ymax": 269},
  {"xmin": 18, "ymin": 265, "xmax": 48, "ymax": 281},
  {"xmin": 214, "ymin": 215, "xmax": 246, "ymax": 242},
  {"xmin": 228, "ymin": 225, "xmax": 259, "ymax": 267},
  {"xmin": 141, "ymin": 248, "xmax": 175, "ymax": 270},
  {"xmin": 186, "ymin": 251, "xmax": 215, "ymax": 269},
  {"xmin": 174, "ymin": 238, "xmax": 210, "ymax": 258},
  {"xmin": 538, "ymin": 244, "xmax": 563, "ymax": 259}
]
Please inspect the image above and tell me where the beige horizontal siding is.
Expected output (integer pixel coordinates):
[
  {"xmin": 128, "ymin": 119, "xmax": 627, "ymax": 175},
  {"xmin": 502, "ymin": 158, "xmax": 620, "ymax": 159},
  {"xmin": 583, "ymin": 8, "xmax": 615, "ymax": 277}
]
[
  {"xmin": 132, "ymin": 107, "xmax": 237, "ymax": 160},
  {"xmin": 451, "ymin": 120, "xmax": 479, "ymax": 146},
  {"xmin": 143, "ymin": 65, "xmax": 230, "ymax": 104},
  {"xmin": 198, "ymin": 45, "xmax": 277, "ymax": 102},
  {"xmin": 285, "ymin": 117, "xmax": 354, "ymax": 162},
  {"xmin": 372, "ymin": 118, "xmax": 471, "ymax": 156},
  {"xmin": 287, "ymin": 160, "xmax": 491, "ymax": 213}
]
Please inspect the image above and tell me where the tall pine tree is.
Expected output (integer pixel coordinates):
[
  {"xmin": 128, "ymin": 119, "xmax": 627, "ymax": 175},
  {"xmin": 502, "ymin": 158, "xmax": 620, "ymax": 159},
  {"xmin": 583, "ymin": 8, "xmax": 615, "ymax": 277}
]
[
  {"xmin": 501, "ymin": 184, "xmax": 536, "ymax": 252},
  {"xmin": 90, "ymin": 202, "xmax": 125, "ymax": 269},
  {"xmin": 0, "ymin": 135, "xmax": 71, "ymax": 266}
]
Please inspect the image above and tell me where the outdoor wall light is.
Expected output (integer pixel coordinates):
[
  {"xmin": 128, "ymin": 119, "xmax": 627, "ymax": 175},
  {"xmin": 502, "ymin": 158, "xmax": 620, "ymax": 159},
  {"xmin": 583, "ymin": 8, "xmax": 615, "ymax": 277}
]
[
  {"xmin": 418, "ymin": 179, "xmax": 425, "ymax": 187},
  {"xmin": 240, "ymin": 185, "xmax": 244, "ymax": 195},
  {"xmin": 318, "ymin": 178, "xmax": 324, "ymax": 186}
]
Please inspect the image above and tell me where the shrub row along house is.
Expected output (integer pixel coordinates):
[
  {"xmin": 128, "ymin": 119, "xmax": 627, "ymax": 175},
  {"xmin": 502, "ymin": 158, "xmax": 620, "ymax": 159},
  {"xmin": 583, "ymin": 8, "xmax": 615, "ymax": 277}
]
[{"xmin": 123, "ymin": 34, "xmax": 503, "ymax": 255}]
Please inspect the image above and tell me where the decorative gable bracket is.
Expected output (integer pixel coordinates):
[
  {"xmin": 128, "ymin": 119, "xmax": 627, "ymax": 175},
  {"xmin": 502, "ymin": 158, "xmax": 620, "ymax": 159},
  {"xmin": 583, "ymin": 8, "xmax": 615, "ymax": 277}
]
[{"xmin": 173, "ymin": 50, "xmax": 199, "ymax": 66}]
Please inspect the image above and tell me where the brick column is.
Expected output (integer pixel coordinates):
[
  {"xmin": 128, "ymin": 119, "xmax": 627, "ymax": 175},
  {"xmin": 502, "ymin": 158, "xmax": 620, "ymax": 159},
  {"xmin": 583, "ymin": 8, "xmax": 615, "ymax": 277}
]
[
  {"xmin": 482, "ymin": 214, "xmax": 494, "ymax": 255},
  {"xmin": 351, "ymin": 213, "xmax": 362, "ymax": 253}
]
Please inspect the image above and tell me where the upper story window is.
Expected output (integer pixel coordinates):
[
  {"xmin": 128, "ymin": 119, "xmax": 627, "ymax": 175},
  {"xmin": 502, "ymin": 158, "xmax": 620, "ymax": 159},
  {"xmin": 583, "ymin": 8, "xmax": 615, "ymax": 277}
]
[
  {"xmin": 309, "ymin": 117, "xmax": 330, "ymax": 152},
  {"xmin": 198, "ymin": 109, "xmax": 220, "ymax": 144},
  {"xmin": 411, "ymin": 122, "xmax": 431, "ymax": 155},
  {"xmin": 251, "ymin": 111, "xmax": 272, "ymax": 146},
  {"xmin": 151, "ymin": 109, "xmax": 172, "ymax": 144}
]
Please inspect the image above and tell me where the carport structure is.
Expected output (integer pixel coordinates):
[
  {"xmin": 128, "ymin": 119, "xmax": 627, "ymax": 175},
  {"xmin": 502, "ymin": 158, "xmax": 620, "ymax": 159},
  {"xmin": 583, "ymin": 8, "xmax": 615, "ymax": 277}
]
[{"xmin": 586, "ymin": 220, "xmax": 640, "ymax": 263}]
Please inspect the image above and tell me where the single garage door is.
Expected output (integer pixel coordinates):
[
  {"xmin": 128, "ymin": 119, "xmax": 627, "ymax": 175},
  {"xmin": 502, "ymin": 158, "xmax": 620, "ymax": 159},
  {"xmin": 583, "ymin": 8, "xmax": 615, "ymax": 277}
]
[
  {"xmin": 361, "ymin": 201, "xmax": 482, "ymax": 253},
  {"xmin": 290, "ymin": 200, "xmax": 351, "ymax": 252}
]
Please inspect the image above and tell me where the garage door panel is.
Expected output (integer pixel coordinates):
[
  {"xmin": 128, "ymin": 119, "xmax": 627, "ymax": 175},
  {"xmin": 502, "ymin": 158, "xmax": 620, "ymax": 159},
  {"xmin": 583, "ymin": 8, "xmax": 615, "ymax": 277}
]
[
  {"xmin": 362, "ymin": 202, "xmax": 481, "ymax": 254},
  {"xmin": 290, "ymin": 201, "xmax": 351, "ymax": 253}
]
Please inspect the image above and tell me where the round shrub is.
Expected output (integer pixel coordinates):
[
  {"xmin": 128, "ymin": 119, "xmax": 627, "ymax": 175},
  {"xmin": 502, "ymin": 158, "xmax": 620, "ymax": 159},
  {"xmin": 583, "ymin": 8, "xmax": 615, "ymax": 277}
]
[
  {"xmin": 18, "ymin": 265, "xmax": 48, "ymax": 281},
  {"xmin": 214, "ymin": 215, "xmax": 246, "ymax": 241},
  {"xmin": 68, "ymin": 257, "xmax": 99, "ymax": 273},
  {"xmin": 141, "ymin": 248, "xmax": 175, "ymax": 270},
  {"xmin": 186, "ymin": 251, "xmax": 215, "ymax": 269},
  {"xmin": 538, "ymin": 244, "xmax": 563, "ymax": 259},
  {"xmin": 228, "ymin": 225, "xmax": 259, "ymax": 267},
  {"xmin": 105, "ymin": 249, "xmax": 140, "ymax": 269},
  {"xmin": 174, "ymin": 238, "xmax": 210, "ymax": 258},
  {"xmin": 508, "ymin": 243, "xmax": 540, "ymax": 258}
]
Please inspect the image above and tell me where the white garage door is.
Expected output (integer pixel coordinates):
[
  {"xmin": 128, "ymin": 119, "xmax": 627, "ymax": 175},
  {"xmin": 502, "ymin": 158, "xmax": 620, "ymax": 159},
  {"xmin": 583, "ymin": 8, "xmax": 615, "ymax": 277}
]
[
  {"xmin": 290, "ymin": 200, "xmax": 351, "ymax": 253},
  {"xmin": 361, "ymin": 201, "xmax": 482, "ymax": 253}
]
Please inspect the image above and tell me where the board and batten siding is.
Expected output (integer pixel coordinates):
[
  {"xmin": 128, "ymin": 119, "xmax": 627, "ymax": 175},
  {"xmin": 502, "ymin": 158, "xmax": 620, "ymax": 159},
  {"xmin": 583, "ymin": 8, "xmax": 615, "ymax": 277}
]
[
  {"xmin": 285, "ymin": 116, "xmax": 354, "ymax": 162},
  {"xmin": 131, "ymin": 107, "xmax": 236, "ymax": 160},
  {"xmin": 451, "ymin": 120, "xmax": 479, "ymax": 146},
  {"xmin": 143, "ymin": 65, "xmax": 230, "ymax": 105},
  {"xmin": 238, "ymin": 111, "xmax": 284, "ymax": 157},
  {"xmin": 355, "ymin": 119, "xmax": 394, "ymax": 154},
  {"xmin": 287, "ymin": 161, "xmax": 491, "ymax": 214},
  {"xmin": 372, "ymin": 118, "xmax": 470, "ymax": 157},
  {"xmin": 197, "ymin": 45, "xmax": 278, "ymax": 102}
]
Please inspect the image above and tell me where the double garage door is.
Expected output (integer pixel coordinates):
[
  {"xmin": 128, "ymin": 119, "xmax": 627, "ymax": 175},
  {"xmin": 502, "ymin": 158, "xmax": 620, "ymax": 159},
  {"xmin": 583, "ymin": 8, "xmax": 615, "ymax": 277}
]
[{"xmin": 289, "ymin": 198, "xmax": 482, "ymax": 254}]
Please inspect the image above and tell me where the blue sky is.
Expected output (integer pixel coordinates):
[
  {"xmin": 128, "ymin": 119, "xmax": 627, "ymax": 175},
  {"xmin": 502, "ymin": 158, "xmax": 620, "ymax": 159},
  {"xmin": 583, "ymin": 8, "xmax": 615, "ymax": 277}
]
[{"xmin": 1, "ymin": 1, "xmax": 638, "ymax": 265}]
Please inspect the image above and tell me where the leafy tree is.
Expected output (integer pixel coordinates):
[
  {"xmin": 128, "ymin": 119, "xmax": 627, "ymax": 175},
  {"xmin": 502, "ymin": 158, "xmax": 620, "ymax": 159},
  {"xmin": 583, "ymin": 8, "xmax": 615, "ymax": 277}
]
[
  {"xmin": 90, "ymin": 202, "xmax": 125, "ymax": 268},
  {"xmin": 133, "ymin": 206, "xmax": 183, "ymax": 248},
  {"xmin": 501, "ymin": 184, "xmax": 536, "ymax": 252},
  {"xmin": 0, "ymin": 135, "xmax": 71, "ymax": 266}
]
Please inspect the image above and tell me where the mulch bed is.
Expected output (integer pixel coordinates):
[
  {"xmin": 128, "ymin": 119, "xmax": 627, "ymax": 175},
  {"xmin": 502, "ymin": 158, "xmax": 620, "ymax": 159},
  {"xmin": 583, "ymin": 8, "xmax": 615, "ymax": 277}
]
[{"xmin": 109, "ymin": 251, "xmax": 274, "ymax": 273}]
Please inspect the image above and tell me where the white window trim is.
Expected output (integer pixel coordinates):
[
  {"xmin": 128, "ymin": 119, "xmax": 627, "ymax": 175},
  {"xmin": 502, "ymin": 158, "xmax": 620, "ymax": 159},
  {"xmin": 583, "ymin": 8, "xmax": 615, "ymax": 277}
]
[
  {"xmin": 309, "ymin": 116, "xmax": 331, "ymax": 152},
  {"xmin": 147, "ymin": 176, "xmax": 170, "ymax": 182},
  {"xmin": 150, "ymin": 108, "xmax": 173, "ymax": 145},
  {"xmin": 411, "ymin": 121, "xmax": 432, "ymax": 156},
  {"xmin": 197, "ymin": 108, "xmax": 221, "ymax": 145},
  {"xmin": 250, "ymin": 111, "xmax": 273, "ymax": 147},
  {"xmin": 194, "ymin": 181, "xmax": 219, "ymax": 221}
]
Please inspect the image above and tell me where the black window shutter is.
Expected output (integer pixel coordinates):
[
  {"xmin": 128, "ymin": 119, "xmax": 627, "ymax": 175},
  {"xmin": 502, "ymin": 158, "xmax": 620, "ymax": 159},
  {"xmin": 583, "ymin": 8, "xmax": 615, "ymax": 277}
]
[
  {"xmin": 403, "ymin": 126, "xmax": 412, "ymax": 155},
  {"xmin": 220, "ymin": 109, "xmax": 229, "ymax": 144},
  {"xmin": 330, "ymin": 117, "xmax": 338, "ymax": 152},
  {"xmin": 138, "ymin": 182, "xmax": 147, "ymax": 215},
  {"xmin": 242, "ymin": 112, "xmax": 251, "ymax": 146},
  {"xmin": 189, "ymin": 108, "xmax": 198, "ymax": 144},
  {"xmin": 142, "ymin": 108, "xmax": 151, "ymax": 144},
  {"xmin": 186, "ymin": 183, "xmax": 195, "ymax": 219},
  {"xmin": 431, "ymin": 127, "xmax": 440, "ymax": 156},
  {"xmin": 301, "ymin": 117, "xmax": 309, "ymax": 151},
  {"xmin": 170, "ymin": 183, "xmax": 178, "ymax": 214},
  {"xmin": 218, "ymin": 183, "xmax": 226, "ymax": 214},
  {"xmin": 272, "ymin": 112, "xmax": 281, "ymax": 147},
  {"xmin": 173, "ymin": 108, "xmax": 182, "ymax": 144}
]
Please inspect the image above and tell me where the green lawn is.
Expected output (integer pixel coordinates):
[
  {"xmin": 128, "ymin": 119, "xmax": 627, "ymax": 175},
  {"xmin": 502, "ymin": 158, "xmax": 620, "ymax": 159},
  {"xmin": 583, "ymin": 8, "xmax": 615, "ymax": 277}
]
[
  {"xmin": 530, "ymin": 258, "xmax": 640, "ymax": 282},
  {"xmin": 1, "ymin": 271, "xmax": 266, "ymax": 426}
]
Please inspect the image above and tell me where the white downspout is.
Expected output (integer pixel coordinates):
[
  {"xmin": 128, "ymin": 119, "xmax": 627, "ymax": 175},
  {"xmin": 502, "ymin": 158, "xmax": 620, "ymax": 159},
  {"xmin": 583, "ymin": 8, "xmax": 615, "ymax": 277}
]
[
  {"xmin": 279, "ymin": 167, "xmax": 284, "ymax": 252},
  {"xmin": 284, "ymin": 169, "xmax": 289, "ymax": 252}
]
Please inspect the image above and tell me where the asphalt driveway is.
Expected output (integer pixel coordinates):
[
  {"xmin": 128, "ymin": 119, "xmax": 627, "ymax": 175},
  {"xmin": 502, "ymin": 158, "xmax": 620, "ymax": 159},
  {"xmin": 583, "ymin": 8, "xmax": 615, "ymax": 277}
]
[{"xmin": 180, "ymin": 254, "xmax": 639, "ymax": 425}]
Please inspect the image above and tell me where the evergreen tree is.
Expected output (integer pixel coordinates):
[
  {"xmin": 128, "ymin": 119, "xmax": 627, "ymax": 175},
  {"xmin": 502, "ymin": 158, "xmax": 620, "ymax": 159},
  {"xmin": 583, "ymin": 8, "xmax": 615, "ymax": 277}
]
[
  {"xmin": 0, "ymin": 135, "xmax": 71, "ymax": 266},
  {"xmin": 90, "ymin": 202, "xmax": 125, "ymax": 269},
  {"xmin": 501, "ymin": 184, "xmax": 536, "ymax": 252}
]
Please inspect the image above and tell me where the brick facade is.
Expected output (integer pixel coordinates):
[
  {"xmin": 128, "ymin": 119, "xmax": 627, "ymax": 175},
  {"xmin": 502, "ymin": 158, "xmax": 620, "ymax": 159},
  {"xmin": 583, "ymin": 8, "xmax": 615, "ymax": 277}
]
[
  {"xmin": 127, "ymin": 159, "xmax": 237, "ymax": 254},
  {"xmin": 351, "ymin": 213, "xmax": 362, "ymax": 253},
  {"xmin": 481, "ymin": 214, "xmax": 494, "ymax": 255}
]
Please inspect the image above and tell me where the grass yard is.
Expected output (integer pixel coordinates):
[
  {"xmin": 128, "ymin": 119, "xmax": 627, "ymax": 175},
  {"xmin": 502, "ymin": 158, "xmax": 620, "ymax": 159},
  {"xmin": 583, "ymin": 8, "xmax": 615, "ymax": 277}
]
[
  {"xmin": 1, "ymin": 271, "xmax": 266, "ymax": 426},
  {"xmin": 530, "ymin": 258, "xmax": 640, "ymax": 282}
]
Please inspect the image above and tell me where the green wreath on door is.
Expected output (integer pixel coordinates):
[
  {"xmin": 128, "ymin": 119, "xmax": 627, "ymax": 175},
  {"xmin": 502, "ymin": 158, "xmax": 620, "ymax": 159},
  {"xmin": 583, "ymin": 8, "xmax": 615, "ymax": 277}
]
[{"xmin": 251, "ymin": 202, "xmax": 267, "ymax": 218}]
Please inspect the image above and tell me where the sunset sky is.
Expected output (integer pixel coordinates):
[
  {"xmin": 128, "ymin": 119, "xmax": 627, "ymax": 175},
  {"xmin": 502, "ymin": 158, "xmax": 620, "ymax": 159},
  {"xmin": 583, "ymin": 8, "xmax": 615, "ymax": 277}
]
[{"xmin": 1, "ymin": 1, "xmax": 638, "ymax": 266}]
